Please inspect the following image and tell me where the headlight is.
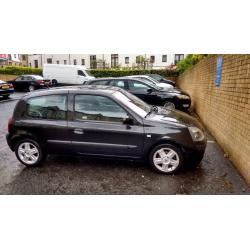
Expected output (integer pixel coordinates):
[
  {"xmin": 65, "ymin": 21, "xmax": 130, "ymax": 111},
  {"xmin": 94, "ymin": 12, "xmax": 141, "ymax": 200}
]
[
  {"xmin": 177, "ymin": 95, "xmax": 190, "ymax": 100},
  {"xmin": 188, "ymin": 126, "xmax": 205, "ymax": 142}
]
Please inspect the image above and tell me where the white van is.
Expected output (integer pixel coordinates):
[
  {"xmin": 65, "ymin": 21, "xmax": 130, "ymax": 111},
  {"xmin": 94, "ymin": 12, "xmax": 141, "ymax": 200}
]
[{"xmin": 43, "ymin": 64, "xmax": 95, "ymax": 85}]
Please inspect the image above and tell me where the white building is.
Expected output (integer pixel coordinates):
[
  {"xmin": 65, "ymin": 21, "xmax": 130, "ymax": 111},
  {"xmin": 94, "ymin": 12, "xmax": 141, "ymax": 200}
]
[{"xmin": 27, "ymin": 54, "xmax": 185, "ymax": 69}]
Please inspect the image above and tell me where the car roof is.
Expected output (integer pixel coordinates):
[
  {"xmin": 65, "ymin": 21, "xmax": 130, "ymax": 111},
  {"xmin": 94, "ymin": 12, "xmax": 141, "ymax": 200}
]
[{"xmin": 21, "ymin": 85, "xmax": 124, "ymax": 99}]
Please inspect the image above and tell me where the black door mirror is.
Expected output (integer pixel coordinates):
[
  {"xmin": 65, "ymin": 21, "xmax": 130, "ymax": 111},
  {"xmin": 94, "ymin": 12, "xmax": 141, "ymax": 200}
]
[
  {"xmin": 147, "ymin": 88, "xmax": 153, "ymax": 93},
  {"xmin": 123, "ymin": 117, "xmax": 134, "ymax": 125}
]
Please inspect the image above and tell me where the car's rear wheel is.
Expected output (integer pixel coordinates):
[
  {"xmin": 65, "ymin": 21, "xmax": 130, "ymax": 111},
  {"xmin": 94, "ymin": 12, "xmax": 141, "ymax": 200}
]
[
  {"xmin": 2, "ymin": 95, "xmax": 9, "ymax": 99},
  {"xmin": 52, "ymin": 79, "xmax": 58, "ymax": 85},
  {"xmin": 149, "ymin": 144, "xmax": 184, "ymax": 174},
  {"xmin": 29, "ymin": 85, "xmax": 35, "ymax": 92},
  {"xmin": 15, "ymin": 139, "xmax": 45, "ymax": 167}
]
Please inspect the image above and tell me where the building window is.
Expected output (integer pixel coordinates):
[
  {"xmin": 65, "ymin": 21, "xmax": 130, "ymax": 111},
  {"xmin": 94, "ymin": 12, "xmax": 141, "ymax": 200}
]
[
  {"xmin": 90, "ymin": 55, "xmax": 97, "ymax": 69},
  {"xmin": 34, "ymin": 60, "xmax": 38, "ymax": 68},
  {"xmin": 47, "ymin": 58, "xmax": 52, "ymax": 64},
  {"xmin": 64, "ymin": 60, "xmax": 67, "ymax": 65},
  {"xmin": 29, "ymin": 63, "xmax": 31, "ymax": 67},
  {"xmin": 150, "ymin": 55, "xmax": 155, "ymax": 63},
  {"xmin": 22, "ymin": 55, "xmax": 26, "ymax": 60},
  {"xmin": 162, "ymin": 55, "xmax": 167, "ymax": 62},
  {"xmin": 125, "ymin": 57, "xmax": 129, "ymax": 64},
  {"xmin": 174, "ymin": 54, "xmax": 184, "ymax": 64},
  {"xmin": 74, "ymin": 59, "xmax": 77, "ymax": 65},
  {"xmin": 56, "ymin": 60, "xmax": 59, "ymax": 64},
  {"xmin": 111, "ymin": 54, "xmax": 119, "ymax": 68},
  {"xmin": 136, "ymin": 55, "xmax": 141, "ymax": 64},
  {"xmin": 81, "ymin": 59, "xmax": 85, "ymax": 65}
]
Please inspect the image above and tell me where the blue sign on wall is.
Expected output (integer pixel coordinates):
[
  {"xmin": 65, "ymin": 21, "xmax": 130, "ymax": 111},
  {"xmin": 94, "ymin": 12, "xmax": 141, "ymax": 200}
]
[{"xmin": 215, "ymin": 56, "xmax": 223, "ymax": 86}]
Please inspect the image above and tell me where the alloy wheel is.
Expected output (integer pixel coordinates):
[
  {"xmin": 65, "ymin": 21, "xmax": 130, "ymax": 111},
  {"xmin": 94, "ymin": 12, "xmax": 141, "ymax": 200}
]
[{"xmin": 153, "ymin": 147, "xmax": 180, "ymax": 173}]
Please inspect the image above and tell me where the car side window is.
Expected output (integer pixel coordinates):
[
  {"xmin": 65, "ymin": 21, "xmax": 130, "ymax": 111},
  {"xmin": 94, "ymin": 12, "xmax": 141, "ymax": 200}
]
[
  {"xmin": 15, "ymin": 76, "xmax": 22, "ymax": 81},
  {"xmin": 74, "ymin": 95, "xmax": 129, "ymax": 123},
  {"xmin": 78, "ymin": 70, "xmax": 86, "ymax": 76},
  {"xmin": 26, "ymin": 95, "xmax": 67, "ymax": 120},
  {"xmin": 110, "ymin": 80, "xmax": 125, "ymax": 89},
  {"xmin": 128, "ymin": 80, "xmax": 149, "ymax": 91},
  {"xmin": 91, "ymin": 80, "xmax": 109, "ymax": 85}
]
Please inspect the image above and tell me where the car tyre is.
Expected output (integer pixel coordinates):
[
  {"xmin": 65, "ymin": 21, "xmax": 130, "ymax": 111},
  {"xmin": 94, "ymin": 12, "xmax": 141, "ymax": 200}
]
[
  {"xmin": 149, "ymin": 143, "xmax": 184, "ymax": 174},
  {"xmin": 52, "ymin": 79, "xmax": 58, "ymax": 85},
  {"xmin": 187, "ymin": 152, "xmax": 205, "ymax": 169},
  {"xmin": 14, "ymin": 139, "xmax": 46, "ymax": 167},
  {"xmin": 2, "ymin": 95, "xmax": 10, "ymax": 99}
]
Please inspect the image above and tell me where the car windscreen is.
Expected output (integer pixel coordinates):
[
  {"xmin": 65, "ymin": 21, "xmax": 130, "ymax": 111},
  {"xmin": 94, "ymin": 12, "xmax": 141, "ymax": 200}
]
[{"xmin": 112, "ymin": 90, "xmax": 151, "ymax": 117}]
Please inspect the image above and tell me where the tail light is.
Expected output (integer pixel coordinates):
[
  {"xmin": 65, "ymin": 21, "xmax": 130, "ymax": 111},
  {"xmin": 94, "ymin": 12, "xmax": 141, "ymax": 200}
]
[
  {"xmin": 37, "ymin": 80, "xmax": 45, "ymax": 85},
  {"xmin": 7, "ymin": 117, "xmax": 13, "ymax": 133}
]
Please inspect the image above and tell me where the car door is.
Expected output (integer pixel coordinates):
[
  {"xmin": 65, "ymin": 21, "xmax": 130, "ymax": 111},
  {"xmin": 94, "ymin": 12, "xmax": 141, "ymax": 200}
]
[
  {"xmin": 68, "ymin": 93, "xmax": 144, "ymax": 158},
  {"xmin": 12, "ymin": 76, "xmax": 23, "ymax": 90},
  {"xmin": 127, "ymin": 79, "xmax": 161, "ymax": 105}
]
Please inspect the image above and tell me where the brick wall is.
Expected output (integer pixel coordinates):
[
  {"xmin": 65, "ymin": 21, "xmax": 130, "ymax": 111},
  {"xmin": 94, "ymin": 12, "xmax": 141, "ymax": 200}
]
[{"xmin": 177, "ymin": 55, "xmax": 250, "ymax": 183}]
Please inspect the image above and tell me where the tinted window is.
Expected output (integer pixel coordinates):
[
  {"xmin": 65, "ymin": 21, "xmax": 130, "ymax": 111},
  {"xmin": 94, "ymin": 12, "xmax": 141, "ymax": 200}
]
[
  {"xmin": 89, "ymin": 80, "xmax": 109, "ymax": 85},
  {"xmin": 78, "ymin": 70, "xmax": 86, "ymax": 76},
  {"xmin": 74, "ymin": 95, "xmax": 129, "ymax": 122},
  {"xmin": 27, "ymin": 95, "xmax": 67, "ymax": 120},
  {"xmin": 110, "ymin": 80, "xmax": 125, "ymax": 88},
  {"xmin": 128, "ymin": 80, "xmax": 150, "ymax": 91}
]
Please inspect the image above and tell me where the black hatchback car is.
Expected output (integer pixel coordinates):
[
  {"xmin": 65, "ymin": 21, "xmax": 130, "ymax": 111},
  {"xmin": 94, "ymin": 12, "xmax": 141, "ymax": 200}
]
[
  {"xmin": 85, "ymin": 78, "xmax": 191, "ymax": 112},
  {"xmin": 6, "ymin": 86, "xmax": 206, "ymax": 174},
  {"xmin": 8, "ymin": 74, "xmax": 51, "ymax": 92}
]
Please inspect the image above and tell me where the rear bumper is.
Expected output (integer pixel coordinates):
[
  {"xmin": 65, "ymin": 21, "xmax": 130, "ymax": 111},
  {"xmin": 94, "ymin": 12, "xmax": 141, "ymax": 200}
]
[
  {"xmin": 0, "ymin": 88, "xmax": 14, "ymax": 95},
  {"xmin": 6, "ymin": 133, "xmax": 13, "ymax": 151}
]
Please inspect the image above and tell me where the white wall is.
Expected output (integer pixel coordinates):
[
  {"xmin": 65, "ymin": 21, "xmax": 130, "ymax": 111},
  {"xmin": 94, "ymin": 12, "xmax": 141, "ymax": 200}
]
[{"xmin": 27, "ymin": 54, "xmax": 186, "ymax": 69}]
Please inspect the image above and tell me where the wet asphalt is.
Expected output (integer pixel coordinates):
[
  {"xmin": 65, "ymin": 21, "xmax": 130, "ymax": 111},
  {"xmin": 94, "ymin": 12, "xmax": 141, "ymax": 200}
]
[{"xmin": 0, "ymin": 92, "xmax": 249, "ymax": 195}]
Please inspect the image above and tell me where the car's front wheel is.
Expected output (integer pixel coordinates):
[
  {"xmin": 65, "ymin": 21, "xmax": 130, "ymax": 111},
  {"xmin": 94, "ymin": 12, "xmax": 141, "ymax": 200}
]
[
  {"xmin": 15, "ymin": 139, "xmax": 46, "ymax": 167},
  {"xmin": 149, "ymin": 144, "xmax": 184, "ymax": 174}
]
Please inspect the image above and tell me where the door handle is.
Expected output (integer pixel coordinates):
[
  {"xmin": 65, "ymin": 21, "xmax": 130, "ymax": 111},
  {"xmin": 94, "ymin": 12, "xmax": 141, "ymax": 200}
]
[{"xmin": 74, "ymin": 128, "xmax": 84, "ymax": 134}]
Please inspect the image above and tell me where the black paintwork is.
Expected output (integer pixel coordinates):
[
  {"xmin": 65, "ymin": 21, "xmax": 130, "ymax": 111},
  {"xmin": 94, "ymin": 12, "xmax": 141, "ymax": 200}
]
[
  {"xmin": 6, "ymin": 86, "xmax": 206, "ymax": 164},
  {"xmin": 146, "ymin": 74, "xmax": 176, "ymax": 87},
  {"xmin": 85, "ymin": 78, "xmax": 191, "ymax": 112},
  {"xmin": 8, "ymin": 75, "xmax": 51, "ymax": 91}
]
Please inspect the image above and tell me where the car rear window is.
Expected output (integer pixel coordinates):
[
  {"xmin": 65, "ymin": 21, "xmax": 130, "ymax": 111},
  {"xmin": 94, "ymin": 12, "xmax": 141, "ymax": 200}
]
[{"xmin": 26, "ymin": 95, "xmax": 67, "ymax": 120}]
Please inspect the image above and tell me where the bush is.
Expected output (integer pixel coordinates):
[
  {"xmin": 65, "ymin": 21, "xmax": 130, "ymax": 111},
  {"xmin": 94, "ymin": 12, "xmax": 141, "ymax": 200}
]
[
  {"xmin": 0, "ymin": 66, "xmax": 178, "ymax": 78},
  {"xmin": 89, "ymin": 69, "xmax": 179, "ymax": 78},
  {"xmin": 176, "ymin": 54, "xmax": 207, "ymax": 74},
  {"xmin": 0, "ymin": 66, "xmax": 42, "ymax": 76}
]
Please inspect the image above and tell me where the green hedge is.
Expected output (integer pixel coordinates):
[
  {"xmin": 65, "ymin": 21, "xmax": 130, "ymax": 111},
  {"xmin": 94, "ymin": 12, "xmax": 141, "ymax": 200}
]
[
  {"xmin": 0, "ymin": 66, "xmax": 178, "ymax": 78},
  {"xmin": 89, "ymin": 69, "xmax": 178, "ymax": 78},
  {"xmin": 0, "ymin": 66, "xmax": 42, "ymax": 75}
]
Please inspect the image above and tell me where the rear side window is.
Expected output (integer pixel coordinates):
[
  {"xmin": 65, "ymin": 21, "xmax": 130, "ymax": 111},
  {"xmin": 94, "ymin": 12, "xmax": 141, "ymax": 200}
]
[
  {"xmin": 26, "ymin": 95, "xmax": 67, "ymax": 120},
  {"xmin": 89, "ymin": 80, "xmax": 109, "ymax": 86}
]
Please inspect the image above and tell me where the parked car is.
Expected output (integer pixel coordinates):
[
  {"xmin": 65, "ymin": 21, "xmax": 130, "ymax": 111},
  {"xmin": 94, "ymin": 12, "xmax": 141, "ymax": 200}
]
[
  {"xmin": 0, "ymin": 80, "xmax": 14, "ymax": 99},
  {"xmin": 6, "ymin": 86, "xmax": 206, "ymax": 174},
  {"xmin": 8, "ymin": 75, "xmax": 51, "ymax": 92},
  {"xmin": 85, "ymin": 78, "xmax": 191, "ymax": 111},
  {"xmin": 126, "ymin": 75, "xmax": 174, "ymax": 89},
  {"xmin": 146, "ymin": 74, "xmax": 176, "ymax": 87},
  {"xmin": 43, "ymin": 64, "xmax": 95, "ymax": 86}
]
